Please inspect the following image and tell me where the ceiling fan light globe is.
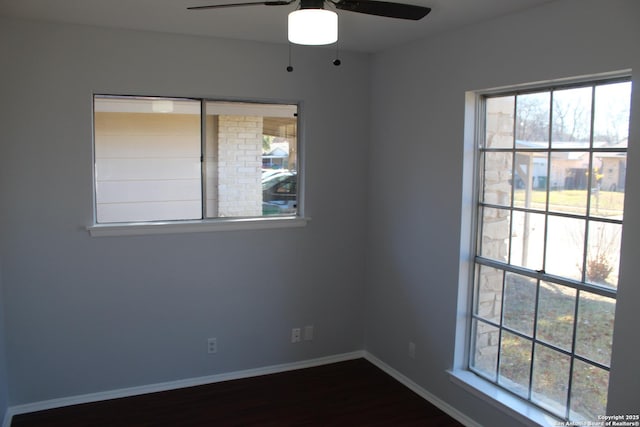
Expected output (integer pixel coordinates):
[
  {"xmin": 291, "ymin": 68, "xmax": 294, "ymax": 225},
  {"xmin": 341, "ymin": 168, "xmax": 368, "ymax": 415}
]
[{"xmin": 288, "ymin": 9, "xmax": 338, "ymax": 45}]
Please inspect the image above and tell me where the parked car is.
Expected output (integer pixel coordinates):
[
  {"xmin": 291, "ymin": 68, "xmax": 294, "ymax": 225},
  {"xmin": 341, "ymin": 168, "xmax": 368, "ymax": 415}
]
[
  {"xmin": 262, "ymin": 171, "xmax": 297, "ymax": 215},
  {"xmin": 261, "ymin": 168, "xmax": 285, "ymax": 181}
]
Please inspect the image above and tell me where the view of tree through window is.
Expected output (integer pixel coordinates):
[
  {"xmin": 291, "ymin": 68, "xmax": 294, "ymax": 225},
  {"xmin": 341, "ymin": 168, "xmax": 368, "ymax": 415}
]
[{"xmin": 470, "ymin": 78, "xmax": 631, "ymax": 422}]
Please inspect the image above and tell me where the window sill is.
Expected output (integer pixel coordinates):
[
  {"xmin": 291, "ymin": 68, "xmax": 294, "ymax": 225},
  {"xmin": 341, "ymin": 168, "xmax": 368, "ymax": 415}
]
[
  {"xmin": 87, "ymin": 216, "xmax": 309, "ymax": 237},
  {"xmin": 448, "ymin": 370, "xmax": 562, "ymax": 427}
]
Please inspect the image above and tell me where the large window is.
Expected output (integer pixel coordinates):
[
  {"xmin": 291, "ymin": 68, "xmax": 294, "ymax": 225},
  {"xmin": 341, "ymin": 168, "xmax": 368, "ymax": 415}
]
[
  {"xmin": 470, "ymin": 77, "xmax": 631, "ymax": 423},
  {"xmin": 93, "ymin": 96, "xmax": 298, "ymax": 224}
]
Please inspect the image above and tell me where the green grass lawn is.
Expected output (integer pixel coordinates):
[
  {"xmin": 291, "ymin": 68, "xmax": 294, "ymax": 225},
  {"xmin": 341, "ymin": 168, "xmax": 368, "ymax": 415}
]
[
  {"xmin": 514, "ymin": 190, "xmax": 624, "ymax": 217},
  {"xmin": 499, "ymin": 277, "xmax": 614, "ymax": 421}
]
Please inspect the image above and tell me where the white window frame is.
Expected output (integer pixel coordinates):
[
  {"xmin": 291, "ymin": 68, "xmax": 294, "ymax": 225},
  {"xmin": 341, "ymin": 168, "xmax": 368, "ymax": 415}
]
[
  {"xmin": 450, "ymin": 71, "xmax": 631, "ymax": 427},
  {"xmin": 87, "ymin": 95, "xmax": 309, "ymax": 237}
]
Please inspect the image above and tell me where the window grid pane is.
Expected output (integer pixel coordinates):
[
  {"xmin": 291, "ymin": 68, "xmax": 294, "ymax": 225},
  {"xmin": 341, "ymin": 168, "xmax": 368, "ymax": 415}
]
[
  {"xmin": 94, "ymin": 97, "xmax": 203, "ymax": 223},
  {"xmin": 470, "ymin": 77, "xmax": 628, "ymax": 423},
  {"xmin": 94, "ymin": 95, "xmax": 299, "ymax": 223},
  {"xmin": 532, "ymin": 344, "xmax": 571, "ymax": 417}
]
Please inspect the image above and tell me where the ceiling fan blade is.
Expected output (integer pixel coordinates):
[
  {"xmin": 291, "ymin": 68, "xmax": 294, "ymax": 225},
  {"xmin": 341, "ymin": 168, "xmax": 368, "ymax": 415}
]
[
  {"xmin": 332, "ymin": 0, "xmax": 430, "ymax": 20},
  {"xmin": 188, "ymin": 0, "xmax": 294, "ymax": 10}
]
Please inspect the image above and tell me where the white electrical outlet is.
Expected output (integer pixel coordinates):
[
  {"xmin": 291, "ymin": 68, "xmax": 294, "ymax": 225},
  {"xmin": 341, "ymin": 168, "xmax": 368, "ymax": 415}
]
[
  {"xmin": 207, "ymin": 337, "xmax": 217, "ymax": 354},
  {"xmin": 304, "ymin": 325, "xmax": 314, "ymax": 341},
  {"xmin": 408, "ymin": 342, "xmax": 416, "ymax": 359},
  {"xmin": 291, "ymin": 328, "xmax": 301, "ymax": 343}
]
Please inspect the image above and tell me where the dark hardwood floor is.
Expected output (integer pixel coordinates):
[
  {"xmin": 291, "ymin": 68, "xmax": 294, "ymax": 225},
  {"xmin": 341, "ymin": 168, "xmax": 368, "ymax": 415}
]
[{"xmin": 12, "ymin": 358, "xmax": 465, "ymax": 426}]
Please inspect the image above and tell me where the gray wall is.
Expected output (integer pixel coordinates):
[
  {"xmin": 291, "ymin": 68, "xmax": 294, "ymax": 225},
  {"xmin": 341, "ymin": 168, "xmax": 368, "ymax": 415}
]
[
  {"xmin": 0, "ymin": 261, "xmax": 8, "ymax": 423},
  {"xmin": 366, "ymin": 0, "xmax": 640, "ymax": 425},
  {"xmin": 2, "ymin": 0, "xmax": 640, "ymax": 425},
  {"xmin": 0, "ymin": 18, "xmax": 370, "ymax": 405}
]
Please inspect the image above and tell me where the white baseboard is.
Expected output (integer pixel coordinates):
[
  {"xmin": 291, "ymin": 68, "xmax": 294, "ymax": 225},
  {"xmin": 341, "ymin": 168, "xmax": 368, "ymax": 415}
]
[
  {"xmin": 4, "ymin": 350, "xmax": 479, "ymax": 427},
  {"xmin": 3, "ymin": 350, "xmax": 364, "ymax": 427},
  {"xmin": 363, "ymin": 351, "xmax": 481, "ymax": 427}
]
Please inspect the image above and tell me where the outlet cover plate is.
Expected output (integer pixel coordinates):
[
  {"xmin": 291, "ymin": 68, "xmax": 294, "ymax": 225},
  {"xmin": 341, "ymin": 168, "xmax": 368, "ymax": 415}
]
[{"xmin": 207, "ymin": 337, "xmax": 217, "ymax": 354}]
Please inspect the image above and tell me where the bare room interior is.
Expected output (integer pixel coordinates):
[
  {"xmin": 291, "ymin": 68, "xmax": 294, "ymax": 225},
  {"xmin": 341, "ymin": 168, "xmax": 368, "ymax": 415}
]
[{"xmin": 0, "ymin": 0, "xmax": 638, "ymax": 426}]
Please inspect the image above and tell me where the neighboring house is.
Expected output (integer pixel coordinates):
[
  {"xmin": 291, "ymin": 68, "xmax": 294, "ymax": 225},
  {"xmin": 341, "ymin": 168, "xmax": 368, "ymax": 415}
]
[
  {"xmin": 514, "ymin": 140, "xmax": 627, "ymax": 192},
  {"xmin": 262, "ymin": 144, "xmax": 290, "ymax": 170}
]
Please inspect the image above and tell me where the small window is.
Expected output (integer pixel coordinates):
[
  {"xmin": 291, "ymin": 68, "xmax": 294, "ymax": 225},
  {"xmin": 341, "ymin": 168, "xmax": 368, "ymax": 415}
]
[
  {"xmin": 470, "ymin": 77, "xmax": 631, "ymax": 423},
  {"xmin": 93, "ymin": 96, "xmax": 299, "ymax": 224}
]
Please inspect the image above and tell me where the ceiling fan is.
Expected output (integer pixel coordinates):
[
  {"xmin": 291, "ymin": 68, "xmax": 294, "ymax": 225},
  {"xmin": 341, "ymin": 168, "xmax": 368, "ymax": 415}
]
[{"xmin": 188, "ymin": 0, "xmax": 431, "ymax": 45}]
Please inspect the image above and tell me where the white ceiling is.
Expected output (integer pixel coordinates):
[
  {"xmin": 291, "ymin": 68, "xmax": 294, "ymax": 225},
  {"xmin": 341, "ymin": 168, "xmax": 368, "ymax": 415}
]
[{"xmin": 0, "ymin": 0, "xmax": 555, "ymax": 52}]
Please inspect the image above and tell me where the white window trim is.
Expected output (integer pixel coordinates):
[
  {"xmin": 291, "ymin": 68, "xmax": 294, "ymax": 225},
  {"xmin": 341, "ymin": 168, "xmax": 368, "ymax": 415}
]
[
  {"xmin": 453, "ymin": 70, "xmax": 631, "ymax": 427},
  {"xmin": 87, "ymin": 216, "xmax": 310, "ymax": 237},
  {"xmin": 91, "ymin": 94, "xmax": 306, "ymax": 234},
  {"xmin": 448, "ymin": 370, "xmax": 561, "ymax": 427}
]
